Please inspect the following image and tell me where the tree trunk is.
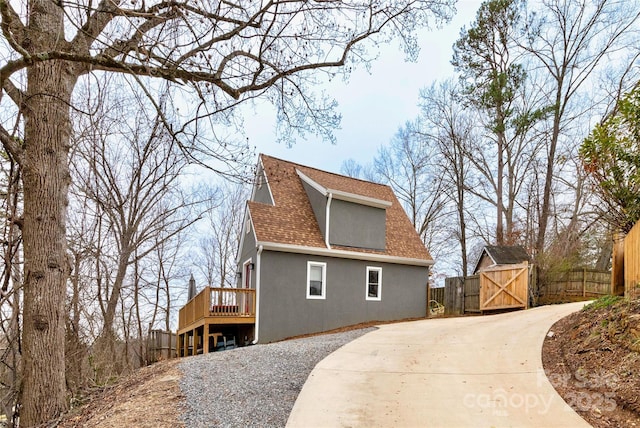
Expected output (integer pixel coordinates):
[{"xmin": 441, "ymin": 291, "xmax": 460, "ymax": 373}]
[
  {"xmin": 102, "ymin": 246, "xmax": 133, "ymax": 336},
  {"xmin": 458, "ymin": 187, "xmax": 468, "ymax": 276},
  {"xmin": 92, "ymin": 245, "xmax": 132, "ymax": 382},
  {"xmin": 133, "ymin": 258, "xmax": 146, "ymax": 367},
  {"xmin": 66, "ymin": 251, "xmax": 84, "ymax": 394},
  {"xmin": 163, "ymin": 274, "xmax": 171, "ymax": 332},
  {"xmin": 495, "ymin": 108, "xmax": 506, "ymax": 245},
  {"xmin": 22, "ymin": 59, "xmax": 76, "ymax": 425},
  {"xmin": 536, "ymin": 91, "xmax": 563, "ymax": 261}
]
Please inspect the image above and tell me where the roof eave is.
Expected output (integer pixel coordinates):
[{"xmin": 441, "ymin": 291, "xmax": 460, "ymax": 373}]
[
  {"xmin": 295, "ymin": 169, "xmax": 392, "ymax": 209},
  {"xmin": 256, "ymin": 241, "xmax": 434, "ymax": 267}
]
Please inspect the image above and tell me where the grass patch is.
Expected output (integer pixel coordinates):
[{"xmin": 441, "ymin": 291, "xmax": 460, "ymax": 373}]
[{"xmin": 582, "ymin": 295, "xmax": 623, "ymax": 311}]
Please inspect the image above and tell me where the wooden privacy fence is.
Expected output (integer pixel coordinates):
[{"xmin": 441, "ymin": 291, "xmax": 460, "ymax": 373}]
[
  {"xmin": 147, "ymin": 330, "xmax": 176, "ymax": 363},
  {"xmin": 538, "ymin": 268, "xmax": 611, "ymax": 304},
  {"xmin": 443, "ymin": 275, "xmax": 480, "ymax": 315},
  {"xmin": 427, "ymin": 286, "xmax": 445, "ymax": 316},
  {"xmin": 618, "ymin": 222, "xmax": 640, "ymax": 299},
  {"xmin": 429, "ymin": 286, "xmax": 445, "ymax": 305}
]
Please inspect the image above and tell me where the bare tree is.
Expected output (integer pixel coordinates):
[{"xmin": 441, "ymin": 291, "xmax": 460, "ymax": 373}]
[
  {"xmin": 194, "ymin": 182, "xmax": 247, "ymax": 289},
  {"xmin": 418, "ymin": 80, "xmax": 476, "ymax": 275},
  {"xmin": 110, "ymin": 219, "xmax": 189, "ymax": 369},
  {"xmin": 66, "ymin": 180, "xmax": 114, "ymax": 386},
  {"xmin": 340, "ymin": 159, "xmax": 365, "ymax": 180},
  {"xmin": 373, "ymin": 122, "xmax": 447, "ymax": 247},
  {"xmin": 148, "ymin": 229, "xmax": 188, "ymax": 333},
  {"xmin": 339, "ymin": 158, "xmax": 377, "ymax": 182},
  {"xmin": 0, "ymin": 153, "xmax": 22, "ymax": 428},
  {"xmin": 71, "ymin": 88, "xmax": 199, "ymax": 362},
  {"xmin": 522, "ymin": 0, "xmax": 640, "ymax": 260},
  {"xmin": 0, "ymin": 0, "xmax": 456, "ymax": 421}
]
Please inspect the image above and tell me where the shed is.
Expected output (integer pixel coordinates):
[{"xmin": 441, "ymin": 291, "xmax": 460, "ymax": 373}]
[{"xmin": 473, "ymin": 245, "xmax": 530, "ymax": 275}]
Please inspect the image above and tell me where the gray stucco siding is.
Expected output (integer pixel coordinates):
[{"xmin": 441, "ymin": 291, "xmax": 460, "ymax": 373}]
[
  {"xmin": 252, "ymin": 170, "xmax": 273, "ymax": 205},
  {"xmin": 236, "ymin": 225, "xmax": 257, "ymax": 289},
  {"xmin": 301, "ymin": 181, "xmax": 327, "ymax": 238},
  {"xmin": 329, "ymin": 199, "xmax": 386, "ymax": 250},
  {"xmin": 256, "ymin": 250, "xmax": 427, "ymax": 343}
]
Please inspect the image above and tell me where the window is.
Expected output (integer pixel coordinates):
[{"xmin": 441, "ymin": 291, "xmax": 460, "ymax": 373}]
[
  {"xmin": 307, "ymin": 261, "xmax": 326, "ymax": 299},
  {"xmin": 366, "ymin": 267, "xmax": 382, "ymax": 301}
]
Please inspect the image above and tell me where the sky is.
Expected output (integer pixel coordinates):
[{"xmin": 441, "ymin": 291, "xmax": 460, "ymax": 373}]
[{"xmin": 243, "ymin": 1, "xmax": 482, "ymax": 174}]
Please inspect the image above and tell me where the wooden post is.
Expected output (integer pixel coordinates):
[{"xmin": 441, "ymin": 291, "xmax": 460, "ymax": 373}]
[
  {"xmin": 460, "ymin": 276, "xmax": 468, "ymax": 315},
  {"xmin": 203, "ymin": 323, "xmax": 210, "ymax": 354},
  {"xmin": 427, "ymin": 284, "xmax": 431, "ymax": 317},
  {"xmin": 583, "ymin": 267, "xmax": 587, "ymax": 298},
  {"xmin": 205, "ymin": 286, "xmax": 212, "ymax": 314},
  {"xmin": 612, "ymin": 232, "xmax": 625, "ymax": 295},
  {"xmin": 183, "ymin": 333, "xmax": 189, "ymax": 357}
]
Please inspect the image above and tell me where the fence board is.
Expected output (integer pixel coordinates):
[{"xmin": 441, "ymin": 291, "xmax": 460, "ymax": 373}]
[
  {"xmin": 444, "ymin": 277, "xmax": 463, "ymax": 315},
  {"xmin": 464, "ymin": 276, "xmax": 480, "ymax": 313},
  {"xmin": 612, "ymin": 233, "xmax": 625, "ymax": 296},
  {"xmin": 625, "ymin": 221, "xmax": 640, "ymax": 299},
  {"xmin": 147, "ymin": 330, "xmax": 176, "ymax": 362},
  {"xmin": 444, "ymin": 276, "xmax": 480, "ymax": 314}
]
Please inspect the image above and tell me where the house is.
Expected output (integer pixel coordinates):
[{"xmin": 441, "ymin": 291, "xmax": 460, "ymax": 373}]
[
  {"xmin": 177, "ymin": 154, "xmax": 433, "ymax": 354},
  {"xmin": 472, "ymin": 245, "xmax": 530, "ymax": 275}
]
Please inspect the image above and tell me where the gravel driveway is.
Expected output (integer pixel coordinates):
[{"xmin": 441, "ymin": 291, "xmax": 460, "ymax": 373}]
[{"xmin": 179, "ymin": 328, "xmax": 374, "ymax": 427}]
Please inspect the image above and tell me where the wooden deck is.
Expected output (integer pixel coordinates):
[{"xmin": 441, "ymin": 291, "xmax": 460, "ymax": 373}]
[{"xmin": 177, "ymin": 286, "xmax": 256, "ymax": 357}]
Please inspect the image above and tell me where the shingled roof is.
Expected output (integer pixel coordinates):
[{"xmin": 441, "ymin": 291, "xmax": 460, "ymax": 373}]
[
  {"xmin": 247, "ymin": 154, "xmax": 432, "ymax": 263},
  {"xmin": 473, "ymin": 245, "xmax": 530, "ymax": 274},
  {"xmin": 482, "ymin": 245, "xmax": 530, "ymax": 265}
]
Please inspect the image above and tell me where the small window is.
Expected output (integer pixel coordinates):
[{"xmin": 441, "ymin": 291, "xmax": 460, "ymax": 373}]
[
  {"xmin": 307, "ymin": 261, "xmax": 326, "ymax": 299},
  {"xmin": 366, "ymin": 267, "xmax": 382, "ymax": 301}
]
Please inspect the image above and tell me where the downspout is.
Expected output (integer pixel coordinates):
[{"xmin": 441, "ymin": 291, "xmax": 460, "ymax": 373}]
[
  {"xmin": 252, "ymin": 244, "xmax": 264, "ymax": 344},
  {"xmin": 325, "ymin": 192, "xmax": 333, "ymax": 248}
]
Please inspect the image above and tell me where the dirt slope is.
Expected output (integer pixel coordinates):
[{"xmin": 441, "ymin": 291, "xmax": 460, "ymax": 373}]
[
  {"xmin": 55, "ymin": 359, "xmax": 184, "ymax": 428},
  {"xmin": 543, "ymin": 296, "xmax": 640, "ymax": 427}
]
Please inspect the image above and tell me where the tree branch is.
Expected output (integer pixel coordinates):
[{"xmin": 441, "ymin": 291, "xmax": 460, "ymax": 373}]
[
  {"xmin": 72, "ymin": 0, "xmax": 122, "ymax": 52},
  {"xmin": 2, "ymin": 78, "xmax": 25, "ymax": 107},
  {"xmin": 0, "ymin": 0, "xmax": 27, "ymax": 55},
  {"xmin": 0, "ymin": 124, "xmax": 24, "ymax": 167}
]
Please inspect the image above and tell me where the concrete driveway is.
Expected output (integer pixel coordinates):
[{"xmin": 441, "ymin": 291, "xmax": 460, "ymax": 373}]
[{"xmin": 286, "ymin": 301, "xmax": 591, "ymax": 428}]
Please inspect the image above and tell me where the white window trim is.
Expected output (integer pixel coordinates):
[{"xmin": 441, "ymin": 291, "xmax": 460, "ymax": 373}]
[
  {"xmin": 306, "ymin": 261, "xmax": 327, "ymax": 300},
  {"xmin": 366, "ymin": 266, "xmax": 382, "ymax": 301},
  {"xmin": 242, "ymin": 259, "xmax": 253, "ymax": 289}
]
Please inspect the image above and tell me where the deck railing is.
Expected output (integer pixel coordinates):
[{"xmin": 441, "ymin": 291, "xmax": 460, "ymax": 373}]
[{"xmin": 178, "ymin": 286, "xmax": 256, "ymax": 329}]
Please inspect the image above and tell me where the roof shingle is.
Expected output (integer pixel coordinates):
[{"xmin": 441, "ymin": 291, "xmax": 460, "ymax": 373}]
[
  {"xmin": 248, "ymin": 154, "xmax": 432, "ymax": 262},
  {"xmin": 483, "ymin": 245, "xmax": 530, "ymax": 265}
]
